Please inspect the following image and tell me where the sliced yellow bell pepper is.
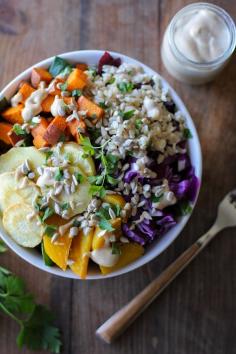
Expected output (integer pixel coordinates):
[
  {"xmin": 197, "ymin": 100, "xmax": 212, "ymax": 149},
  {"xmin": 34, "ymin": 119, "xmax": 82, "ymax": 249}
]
[
  {"xmin": 103, "ymin": 194, "xmax": 126, "ymax": 208},
  {"xmin": 69, "ymin": 228, "xmax": 94, "ymax": 279},
  {"xmin": 43, "ymin": 233, "xmax": 72, "ymax": 271},
  {"xmin": 100, "ymin": 243, "xmax": 144, "ymax": 275},
  {"xmin": 92, "ymin": 218, "xmax": 122, "ymax": 250}
]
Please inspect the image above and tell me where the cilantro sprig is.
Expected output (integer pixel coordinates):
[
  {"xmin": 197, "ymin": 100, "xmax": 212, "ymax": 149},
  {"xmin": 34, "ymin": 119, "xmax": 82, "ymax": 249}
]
[
  {"xmin": 0, "ymin": 243, "xmax": 61, "ymax": 352},
  {"xmin": 117, "ymin": 82, "xmax": 134, "ymax": 93}
]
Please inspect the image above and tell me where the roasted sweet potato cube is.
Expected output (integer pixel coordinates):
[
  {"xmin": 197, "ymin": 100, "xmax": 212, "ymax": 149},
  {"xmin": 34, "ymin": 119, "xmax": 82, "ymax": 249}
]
[
  {"xmin": 43, "ymin": 116, "xmax": 67, "ymax": 145},
  {"xmin": 41, "ymin": 95, "xmax": 54, "ymax": 112},
  {"xmin": 0, "ymin": 122, "xmax": 12, "ymax": 145},
  {"xmin": 1, "ymin": 105, "xmax": 23, "ymax": 124},
  {"xmin": 31, "ymin": 67, "xmax": 53, "ymax": 88},
  {"xmin": 66, "ymin": 68, "xmax": 87, "ymax": 91},
  {"xmin": 18, "ymin": 82, "xmax": 35, "ymax": 102},
  {"xmin": 78, "ymin": 95, "xmax": 104, "ymax": 122},
  {"xmin": 67, "ymin": 118, "xmax": 86, "ymax": 143},
  {"xmin": 31, "ymin": 117, "xmax": 49, "ymax": 148}
]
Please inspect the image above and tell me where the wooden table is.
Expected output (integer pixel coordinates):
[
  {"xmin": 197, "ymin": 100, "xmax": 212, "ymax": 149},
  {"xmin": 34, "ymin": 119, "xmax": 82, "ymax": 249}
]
[{"xmin": 0, "ymin": 0, "xmax": 235, "ymax": 353}]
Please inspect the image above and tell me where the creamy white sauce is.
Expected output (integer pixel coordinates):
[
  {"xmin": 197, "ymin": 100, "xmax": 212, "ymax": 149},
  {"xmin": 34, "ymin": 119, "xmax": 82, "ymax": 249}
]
[
  {"xmin": 174, "ymin": 9, "xmax": 231, "ymax": 62},
  {"xmin": 11, "ymin": 92, "xmax": 23, "ymax": 107},
  {"xmin": 90, "ymin": 247, "xmax": 120, "ymax": 267},
  {"xmin": 22, "ymin": 88, "xmax": 48, "ymax": 122},
  {"xmin": 50, "ymin": 95, "xmax": 66, "ymax": 117}
]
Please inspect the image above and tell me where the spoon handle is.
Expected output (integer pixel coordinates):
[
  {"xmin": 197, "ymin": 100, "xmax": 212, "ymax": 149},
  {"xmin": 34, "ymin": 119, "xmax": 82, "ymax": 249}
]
[{"xmin": 96, "ymin": 223, "xmax": 220, "ymax": 344}]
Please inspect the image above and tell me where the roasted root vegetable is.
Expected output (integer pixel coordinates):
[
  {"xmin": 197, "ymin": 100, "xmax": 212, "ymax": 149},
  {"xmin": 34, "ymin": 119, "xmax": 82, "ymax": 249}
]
[
  {"xmin": 8, "ymin": 130, "xmax": 22, "ymax": 146},
  {"xmin": 66, "ymin": 68, "xmax": 87, "ymax": 90},
  {"xmin": 31, "ymin": 67, "xmax": 52, "ymax": 88},
  {"xmin": 0, "ymin": 122, "xmax": 12, "ymax": 145},
  {"xmin": 76, "ymin": 63, "xmax": 88, "ymax": 71},
  {"xmin": 19, "ymin": 82, "xmax": 35, "ymax": 102},
  {"xmin": 67, "ymin": 118, "xmax": 86, "ymax": 143},
  {"xmin": 1, "ymin": 105, "xmax": 23, "ymax": 124},
  {"xmin": 92, "ymin": 218, "xmax": 122, "ymax": 250},
  {"xmin": 100, "ymin": 243, "xmax": 144, "ymax": 275},
  {"xmin": 41, "ymin": 95, "xmax": 55, "ymax": 112},
  {"xmin": 31, "ymin": 117, "xmax": 49, "ymax": 148},
  {"xmin": 48, "ymin": 78, "xmax": 64, "ymax": 96},
  {"xmin": 43, "ymin": 116, "xmax": 66, "ymax": 145},
  {"xmin": 78, "ymin": 95, "xmax": 104, "ymax": 122},
  {"xmin": 43, "ymin": 233, "xmax": 72, "ymax": 271},
  {"xmin": 69, "ymin": 228, "xmax": 94, "ymax": 279}
]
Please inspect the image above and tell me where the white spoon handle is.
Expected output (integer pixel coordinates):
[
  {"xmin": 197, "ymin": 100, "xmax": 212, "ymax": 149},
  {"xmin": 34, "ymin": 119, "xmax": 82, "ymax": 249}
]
[{"xmin": 96, "ymin": 223, "xmax": 221, "ymax": 344}]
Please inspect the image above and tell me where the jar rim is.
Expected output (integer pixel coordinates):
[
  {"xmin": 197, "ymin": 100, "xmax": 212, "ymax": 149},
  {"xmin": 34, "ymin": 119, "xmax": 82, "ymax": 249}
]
[{"xmin": 168, "ymin": 2, "xmax": 236, "ymax": 68}]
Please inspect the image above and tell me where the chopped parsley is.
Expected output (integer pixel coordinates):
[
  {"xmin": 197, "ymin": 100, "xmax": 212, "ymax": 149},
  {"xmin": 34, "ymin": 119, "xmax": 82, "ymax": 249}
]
[
  {"xmin": 98, "ymin": 101, "xmax": 107, "ymax": 109},
  {"xmin": 41, "ymin": 207, "xmax": 54, "ymax": 222},
  {"xmin": 151, "ymin": 194, "xmax": 163, "ymax": 203},
  {"xmin": 59, "ymin": 82, "xmax": 67, "ymax": 91},
  {"xmin": 135, "ymin": 119, "xmax": 142, "ymax": 130},
  {"xmin": 72, "ymin": 89, "xmax": 82, "ymax": 97},
  {"xmin": 75, "ymin": 173, "xmax": 84, "ymax": 183},
  {"xmin": 44, "ymin": 225, "xmax": 57, "ymax": 237},
  {"xmin": 80, "ymin": 134, "xmax": 95, "ymax": 157},
  {"xmin": 179, "ymin": 200, "xmax": 193, "ymax": 215},
  {"xmin": 99, "ymin": 219, "xmax": 115, "ymax": 232},
  {"xmin": 119, "ymin": 109, "xmax": 135, "ymax": 120},
  {"xmin": 54, "ymin": 168, "xmax": 64, "ymax": 181},
  {"xmin": 45, "ymin": 150, "xmax": 53, "ymax": 162},
  {"xmin": 106, "ymin": 77, "xmax": 115, "ymax": 85},
  {"xmin": 183, "ymin": 128, "xmax": 193, "ymax": 139},
  {"xmin": 89, "ymin": 185, "xmax": 106, "ymax": 198},
  {"xmin": 117, "ymin": 82, "xmax": 134, "ymax": 93},
  {"xmin": 12, "ymin": 124, "xmax": 27, "ymax": 136}
]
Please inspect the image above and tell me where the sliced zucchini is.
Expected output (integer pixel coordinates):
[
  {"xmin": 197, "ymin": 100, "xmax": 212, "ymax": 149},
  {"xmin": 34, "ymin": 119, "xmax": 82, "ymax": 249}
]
[
  {"xmin": 52, "ymin": 142, "xmax": 95, "ymax": 176},
  {"xmin": 0, "ymin": 147, "xmax": 45, "ymax": 175},
  {"xmin": 3, "ymin": 203, "xmax": 43, "ymax": 247},
  {"xmin": 0, "ymin": 172, "xmax": 40, "ymax": 212}
]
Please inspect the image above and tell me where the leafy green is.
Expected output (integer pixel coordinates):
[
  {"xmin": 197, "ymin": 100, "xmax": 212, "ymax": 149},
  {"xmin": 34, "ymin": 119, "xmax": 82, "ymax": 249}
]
[
  {"xmin": 41, "ymin": 207, "xmax": 54, "ymax": 222},
  {"xmin": 41, "ymin": 243, "xmax": 54, "ymax": 266},
  {"xmin": 99, "ymin": 219, "xmax": 115, "ymax": 232},
  {"xmin": 117, "ymin": 82, "xmax": 134, "ymax": 93},
  {"xmin": 54, "ymin": 168, "xmax": 64, "ymax": 181},
  {"xmin": 49, "ymin": 56, "xmax": 71, "ymax": 77},
  {"xmin": 135, "ymin": 119, "xmax": 142, "ymax": 130},
  {"xmin": 87, "ymin": 67, "xmax": 97, "ymax": 78},
  {"xmin": 45, "ymin": 150, "xmax": 53, "ymax": 162},
  {"xmin": 0, "ymin": 262, "xmax": 61, "ymax": 353},
  {"xmin": 89, "ymin": 185, "xmax": 106, "ymax": 198},
  {"xmin": 59, "ymin": 82, "xmax": 67, "ymax": 91},
  {"xmin": 106, "ymin": 77, "xmax": 115, "ymax": 85},
  {"xmin": 151, "ymin": 194, "xmax": 163, "ymax": 203},
  {"xmin": 12, "ymin": 124, "xmax": 27, "ymax": 136},
  {"xmin": 98, "ymin": 101, "xmax": 107, "ymax": 109},
  {"xmin": 111, "ymin": 243, "xmax": 122, "ymax": 255},
  {"xmin": 44, "ymin": 225, "xmax": 57, "ymax": 238},
  {"xmin": 80, "ymin": 134, "xmax": 95, "ymax": 157},
  {"xmin": 72, "ymin": 89, "xmax": 82, "ymax": 97},
  {"xmin": 75, "ymin": 173, "xmax": 84, "ymax": 184},
  {"xmin": 119, "ymin": 110, "xmax": 135, "ymax": 120},
  {"xmin": 178, "ymin": 200, "xmax": 193, "ymax": 215},
  {"xmin": 183, "ymin": 128, "xmax": 193, "ymax": 139}
]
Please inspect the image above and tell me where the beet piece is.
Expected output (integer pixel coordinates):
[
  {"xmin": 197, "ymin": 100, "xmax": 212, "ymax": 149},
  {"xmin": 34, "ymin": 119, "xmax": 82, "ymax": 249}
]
[
  {"xmin": 163, "ymin": 100, "xmax": 176, "ymax": 114},
  {"xmin": 98, "ymin": 51, "xmax": 121, "ymax": 75}
]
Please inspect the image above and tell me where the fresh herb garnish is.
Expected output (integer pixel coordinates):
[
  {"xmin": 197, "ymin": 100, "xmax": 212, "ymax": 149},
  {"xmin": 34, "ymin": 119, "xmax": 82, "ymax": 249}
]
[
  {"xmin": 61, "ymin": 202, "xmax": 69, "ymax": 211},
  {"xmin": 114, "ymin": 204, "xmax": 121, "ymax": 217},
  {"xmin": 54, "ymin": 168, "xmax": 64, "ymax": 181},
  {"xmin": 75, "ymin": 173, "xmax": 84, "ymax": 183},
  {"xmin": 44, "ymin": 225, "xmax": 57, "ymax": 237},
  {"xmin": 183, "ymin": 128, "xmax": 193, "ymax": 139},
  {"xmin": 41, "ymin": 207, "xmax": 54, "ymax": 222},
  {"xmin": 151, "ymin": 194, "xmax": 163, "ymax": 203},
  {"xmin": 12, "ymin": 124, "xmax": 27, "ymax": 136},
  {"xmin": 98, "ymin": 101, "xmax": 107, "ymax": 109},
  {"xmin": 87, "ymin": 67, "xmax": 97, "ymax": 78},
  {"xmin": 135, "ymin": 119, "xmax": 142, "ymax": 130},
  {"xmin": 41, "ymin": 243, "xmax": 54, "ymax": 266},
  {"xmin": 117, "ymin": 82, "xmax": 134, "ymax": 93},
  {"xmin": 119, "ymin": 110, "xmax": 135, "ymax": 120},
  {"xmin": 45, "ymin": 150, "xmax": 53, "ymax": 162},
  {"xmin": 111, "ymin": 242, "xmax": 122, "ymax": 255},
  {"xmin": 72, "ymin": 219, "xmax": 80, "ymax": 227},
  {"xmin": 72, "ymin": 89, "xmax": 82, "ymax": 97},
  {"xmin": 106, "ymin": 77, "xmax": 115, "ymax": 85},
  {"xmin": 89, "ymin": 185, "xmax": 106, "ymax": 198},
  {"xmin": 80, "ymin": 135, "xmax": 95, "ymax": 157},
  {"xmin": 0, "ymin": 244, "xmax": 61, "ymax": 352},
  {"xmin": 59, "ymin": 82, "xmax": 67, "ymax": 91},
  {"xmin": 178, "ymin": 200, "xmax": 193, "ymax": 215},
  {"xmin": 49, "ymin": 56, "xmax": 72, "ymax": 77},
  {"xmin": 99, "ymin": 219, "xmax": 115, "ymax": 231}
]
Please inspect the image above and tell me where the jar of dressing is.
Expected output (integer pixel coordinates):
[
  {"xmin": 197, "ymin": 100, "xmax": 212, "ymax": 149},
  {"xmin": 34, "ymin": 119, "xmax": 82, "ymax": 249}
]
[{"xmin": 161, "ymin": 2, "xmax": 236, "ymax": 84}]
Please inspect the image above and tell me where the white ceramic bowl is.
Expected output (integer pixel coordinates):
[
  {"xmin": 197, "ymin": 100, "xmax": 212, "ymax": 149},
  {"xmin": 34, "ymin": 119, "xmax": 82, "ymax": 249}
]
[{"xmin": 0, "ymin": 50, "xmax": 202, "ymax": 279}]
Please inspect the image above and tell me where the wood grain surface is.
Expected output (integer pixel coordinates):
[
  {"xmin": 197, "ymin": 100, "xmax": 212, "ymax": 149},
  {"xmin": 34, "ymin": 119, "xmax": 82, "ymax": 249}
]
[{"xmin": 0, "ymin": 0, "xmax": 235, "ymax": 353}]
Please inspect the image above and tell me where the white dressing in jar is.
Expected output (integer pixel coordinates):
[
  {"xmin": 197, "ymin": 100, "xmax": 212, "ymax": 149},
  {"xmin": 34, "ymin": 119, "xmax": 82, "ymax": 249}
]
[{"xmin": 161, "ymin": 3, "xmax": 236, "ymax": 84}]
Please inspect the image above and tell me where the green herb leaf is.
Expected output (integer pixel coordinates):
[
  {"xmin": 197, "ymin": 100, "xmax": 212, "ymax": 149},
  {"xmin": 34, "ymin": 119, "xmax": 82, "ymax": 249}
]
[
  {"xmin": 117, "ymin": 82, "xmax": 134, "ymax": 93},
  {"xmin": 80, "ymin": 134, "xmax": 95, "ymax": 157},
  {"xmin": 88, "ymin": 175, "xmax": 103, "ymax": 185},
  {"xmin": 41, "ymin": 243, "xmax": 54, "ymax": 266},
  {"xmin": 72, "ymin": 219, "xmax": 80, "ymax": 227},
  {"xmin": 75, "ymin": 173, "xmax": 84, "ymax": 184},
  {"xmin": 12, "ymin": 124, "xmax": 27, "ymax": 136},
  {"xmin": 151, "ymin": 194, "xmax": 163, "ymax": 203},
  {"xmin": 61, "ymin": 202, "xmax": 69, "ymax": 211},
  {"xmin": 59, "ymin": 82, "xmax": 67, "ymax": 91},
  {"xmin": 99, "ymin": 219, "xmax": 115, "ymax": 231},
  {"xmin": 72, "ymin": 89, "xmax": 82, "ymax": 97},
  {"xmin": 88, "ymin": 67, "xmax": 97, "ymax": 78},
  {"xmin": 111, "ymin": 243, "xmax": 122, "ymax": 255},
  {"xmin": 119, "ymin": 110, "xmax": 135, "ymax": 120},
  {"xmin": 45, "ymin": 150, "xmax": 53, "ymax": 162},
  {"xmin": 44, "ymin": 225, "xmax": 57, "ymax": 238},
  {"xmin": 107, "ymin": 77, "xmax": 115, "ymax": 85},
  {"xmin": 54, "ymin": 168, "xmax": 64, "ymax": 181},
  {"xmin": 135, "ymin": 119, "xmax": 142, "ymax": 130},
  {"xmin": 89, "ymin": 185, "xmax": 106, "ymax": 198},
  {"xmin": 41, "ymin": 207, "xmax": 54, "ymax": 222},
  {"xmin": 178, "ymin": 200, "xmax": 193, "ymax": 215},
  {"xmin": 106, "ymin": 175, "xmax": 118, "ymax": 185},
  {"xmin": 17, "ymin": 304, "xmax": 62, "ymax": 353},
  {"xmin": 114, "ymin": 204, "xmax": 121, "ymax": 217},
  {"xmin": 98, "ymin": 101, "xmax": 107, "ymax": 109},
  {"xmin": 183, "ymin": 128, "xmax": 193, "ymax": 139},
  {"xmin": 49, "ymin": 56, "xmax": 71, "ymax": 77}
]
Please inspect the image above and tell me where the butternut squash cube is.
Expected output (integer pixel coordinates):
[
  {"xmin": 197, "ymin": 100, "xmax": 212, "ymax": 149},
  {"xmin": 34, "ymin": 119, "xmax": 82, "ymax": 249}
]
[{"xmin": 66, "ymin": 68, "xmax": 87, "ymax": 90}]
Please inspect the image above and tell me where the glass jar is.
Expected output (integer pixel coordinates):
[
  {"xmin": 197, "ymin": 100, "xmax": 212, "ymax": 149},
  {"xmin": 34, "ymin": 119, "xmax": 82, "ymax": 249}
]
[{"xmin": 161, "ymin": 2, "xmax": 236, "ymax": 84}]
